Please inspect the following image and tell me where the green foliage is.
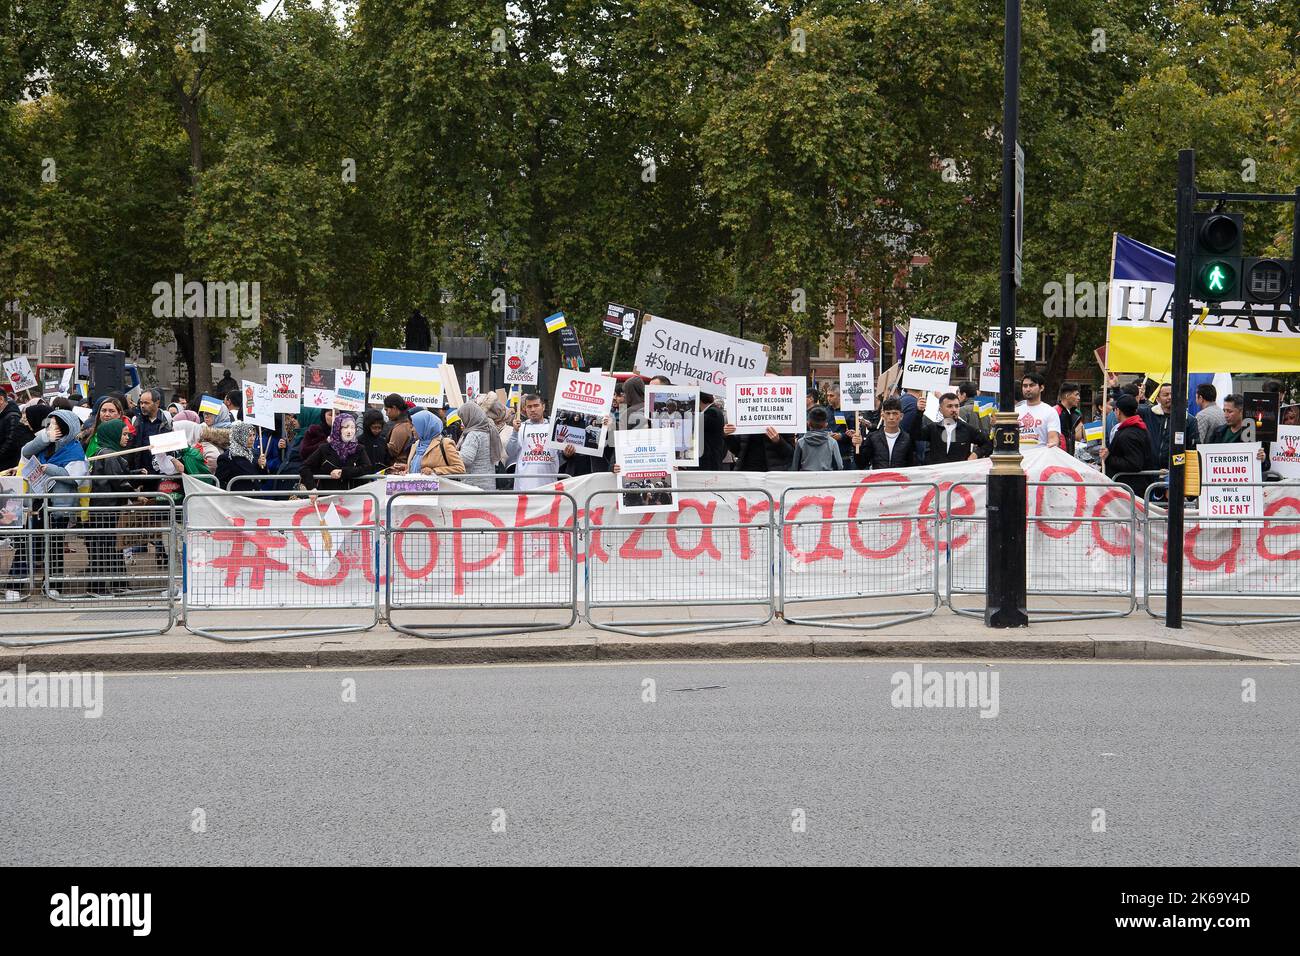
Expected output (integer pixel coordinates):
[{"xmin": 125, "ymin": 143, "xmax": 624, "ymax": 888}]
[{"xmin": 1, "ymin": 0, "xmax": 1296, "ymax": 392}]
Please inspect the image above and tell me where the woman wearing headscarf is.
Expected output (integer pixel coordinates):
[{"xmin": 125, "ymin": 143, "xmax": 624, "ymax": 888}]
[
  {"xmin": 359, "ymin": 409, "xmax": 390, "ymax": 470},
  {"xmin": 477, "ymin": 396, "xmax": 513, "ymax": 467},
  {"xmin": 20, "ymin": 408, "xmax": 88, "ymax": 589},
  {"xmin": 455, "ymin": 402, "xmax": 503, "ymax": 478},
  {"xmin": 173, "ymin": 419, "xmax": 218, "ymax": 472},
  {"xmin": 300, "ymin": 412, "xmax": 372, "ymax": 492},
  {"xmin": 82, "ymin": 395, "xmax": 128, "ymax": 455},
  {"xmin": 297, "ymin": 408, "xmax": 333, "ymax": 466},
  {"xmin": 215, "ymin": 421, "xmax": 267, "ymax": 490},
  {"xmin": 411, "ymin": 409, "xmax": 464, "ymax": 475},
  {"xmin": 173, "ymin": 408, "xmax": 201, "ymax": 425},
  {"xmin": 86, "ymin": 419, "xmax": 133, "ymax": 594}
]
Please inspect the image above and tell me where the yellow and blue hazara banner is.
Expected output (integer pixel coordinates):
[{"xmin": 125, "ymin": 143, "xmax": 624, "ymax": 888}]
[
  {"xmin": 544, "ymin": 312, "xmax": 567, "ymax": 333},
  {"xmin": 1107, "ymin": 233, "xmax": 1300, "ymax": 372},
  {"xmin": 1084, "ymin": 420, "xmax": 1103, "ymax": 442},
  {"xmin": 444, "ymin": 411, "xmax": 461, "ymax": 426}
]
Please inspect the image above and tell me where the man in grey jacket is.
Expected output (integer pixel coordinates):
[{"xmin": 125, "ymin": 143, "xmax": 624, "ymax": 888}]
[{"xmin": 1193, "ymin": 382, "xmax": 1225, "ymax": 444}]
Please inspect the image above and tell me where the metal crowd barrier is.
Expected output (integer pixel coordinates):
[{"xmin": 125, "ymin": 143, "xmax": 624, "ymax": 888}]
[
  {"xmin": 385, "ymin": 489, "xmax": 579, "ymax": 639},
  {"xmin": 0, "ymin": 491, "xmax": 177, "ymax": 646},
  {"xmin": 583, "ymin": 487, "xmax": 776, "ymax": 637},
  {"xmin": 1143, "ymin": 482, "xmax": 1300, "ymax": 625},
  {"xmin": 778, "ymin": 481, "xmax": 940, "ymax": 629},
  {"xmin": 180, "ymin": 489, "xmax": 382, "ymax": 642},
  {"xmin": 225, "ymin": 473, "xmax": 385, "ymax": 493},
  {"xmin": 946, "ymin": 479, "xmax": 1138, "ymax": 621}
]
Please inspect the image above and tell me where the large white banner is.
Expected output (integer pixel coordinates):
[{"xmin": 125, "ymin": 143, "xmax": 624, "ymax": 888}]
[
  {"xmin": 187, "ymin": 448, "xmax": 1294, "ymax": 607},
  {"xmin": 633, "ymin": 315, "xmax": 768, "ymax": 392}
]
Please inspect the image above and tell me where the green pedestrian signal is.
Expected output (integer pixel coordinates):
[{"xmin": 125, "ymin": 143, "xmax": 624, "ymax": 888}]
[{"xmin": 1196, "ymin": 259, "xmax": 1237, "ymax": 300}]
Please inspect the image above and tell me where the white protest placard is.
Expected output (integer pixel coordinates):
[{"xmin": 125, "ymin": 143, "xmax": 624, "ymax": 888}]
[
  {"xmin": 58, "ymin": 367, "xmax": 74, "ymax": 396},
  {"xmin": 1269, "ymin": 425, "xmax": 1300, "ymax": 479},
  {"xmin": 72, "ymin": 405, "xmax": 93, "ymax": 423},
  {"xmin": 465, "ymin": 371, "xmax": 481, "ymax": 401},
  {"xmin": 1199, "ymin": 442, "xmax": 1262, "ymax": 517},
  {"xmin": 302, "ymin": 367, "xmax": 334, "ymax": 409},
  {"xmin": 505, "ymin": 337, "xmax": 539, "ymax": 387},
  {"xmin": 267, "ymin": 364, "xmax": 302, "ymax": 413},
  {"xmin": 4, "ymin": 356, "xmax": 36, "ymax": 394},
  {"xmin": 987, "ymin": 326, "xmax": 1038, "ymax": 362},
  {"xmin": 838, "ymin": 362, "xmax": 875, "ymax": 412},
  {"xmin": 334, "ymin": 368, "xmax": 366, "ymax": 413},
  {"xmin": 74, "ymin": 336, "xmax": 114, "ymax": 379},
  {"xmin": 979, "ymin": 341, "xmax": 1002, "ymax": 393},
  {"xmin": 900, "ymin": 318, "xmax": 957, "ymax": 392},
  {"xmin": 634, "ymin": 315, "xmax": 768, "ymax": 393},
  {"xmin": 241, "ymin": 380, "xmax": 274, "ymax": 429},
  {"xmin": 646, "ymin": 385, "xmax": 701, "ymax": 466},
  {"xmin": 726, "ymin": 376, "xmax": 806, "ymax": 435},
  {"xmin": 0, "ymin": 475, "xmax": 26, "ymax": 524},
  {"xmin": 615, "ymin": 428, "xmax": 678, "ymax": 514},
  {"xmin": 547, "ymin": 369, "xmax": 614, "ymax": 456},
  {"xmin": 19, "ymin": 456, "xmax": 54, "ymax": 495},
  {"xmin": 149, "ymin": 431, "xmax": 189, "ymax": 454}
]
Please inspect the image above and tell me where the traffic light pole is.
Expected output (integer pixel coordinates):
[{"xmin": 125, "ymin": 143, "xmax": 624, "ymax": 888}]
[
  {"xmin": 1166, "ymin": 150, "xmax": 1197, "ymax": 629},
  {"xmin": 986, "ymin": 0, "xmax": 1028, "ymax": 628}
]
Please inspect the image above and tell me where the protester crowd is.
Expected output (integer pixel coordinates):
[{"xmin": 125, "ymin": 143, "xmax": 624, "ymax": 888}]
[{"xmin": 0, "ymin": 362, "xmax": 1292, "ymax": 601}]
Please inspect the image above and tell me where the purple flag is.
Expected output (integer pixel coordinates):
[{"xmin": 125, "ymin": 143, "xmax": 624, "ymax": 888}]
[
  {"xmin": 851, "ymin": 320, "xmax": 876, "ymax": 362},
  {"xmin": 894, "ymin": 326, "xmax": 907, "ymax": 365}
]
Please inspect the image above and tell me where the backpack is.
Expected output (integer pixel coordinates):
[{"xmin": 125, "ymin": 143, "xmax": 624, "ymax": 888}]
[{"xmin": 421, "ymin": 436, "xmax": 465, "ymax": 475}]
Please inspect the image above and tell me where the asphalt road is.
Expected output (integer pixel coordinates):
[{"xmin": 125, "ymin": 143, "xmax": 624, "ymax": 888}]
[{"xmin": 1, "ymin": 661, "xmax": 1296, "ymax": 866}]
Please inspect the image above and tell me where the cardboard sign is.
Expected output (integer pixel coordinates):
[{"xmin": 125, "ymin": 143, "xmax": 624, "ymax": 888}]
[
  {"xmin": 986, "ymin": 326, "xmax": 1038, "ymax": 362},
  {"xmin": 1199, "ymin": 442, "xmax": 1262, "ymax": 517},
  {"xmin": 74, "ymin": 336, "xmax": 114, "ymax": 379},
  {"xmin": 901, "ymin": 318, "xmax": 957, "ymax": 392},
  {"xmin": 633, "ymin": 315, "xmax": 768, "ymax": 393},
  {"xmin": 241, "ymin": 380, "xmax": 274, "ymax": 429},
  {"xmin": 302, "ymin": 367, "xmax": 335, "ymax": 409},
  {"xmin": 547, "ymin": 369, "xmax": 614, "ymax": 456},
  {"xmin": 369, "ymin": 348, "xmax": 445, "ymax": 407},
  {"xmin": 4, "ymin": 356, "xmax": 36, "ymax": 393},
  {"xmin": 726, "ymin": 376, "xmax": 806, "ymax": 435},
  {"xmin": 838, "ymin": 362, "xmax": 875, "ymax": 412},
  {"xmin": 465, "ymin": 371, "xmax": 481, "ymax": 402},
  {"xmin": 504, "ymin": 337, "xmax": 539, "ymax": 387},
  {"xmin": 334, "ymin": 368, "xmax": 366, "ymax": 413},
  {"xmin": 440, "ymin": 363, "xmax": 463, "ymax": 408},
  {"xmin": 267, "ymin": 364, "xmax": 303, "ymax": 413},
  {"xmin": 646, "ymin": 385, "xmax": 701, "ymax": 466},
  {"xmin": 603, "ymin": 303, "xmax": 640, "ymax": 342},
  {"xmin": 149, "ymin": 431, "xmax": 189, "ymax": 454},
  {"xmin": 979, "ymin": 341, "xmax": 1001, "ymax": 393},
  {"xmin": 1269, "ymin": 424, "xmax": 1300, "ymax": 479},
  {"xmin": 615, "ymin": 428, "xmax": 678, "ymax": 514}
]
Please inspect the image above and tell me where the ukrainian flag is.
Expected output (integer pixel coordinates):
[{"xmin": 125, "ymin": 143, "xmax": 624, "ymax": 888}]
[
  {"xmin": 1084, "ymin": 420, "xmax": 1103, "ymax": 442},
  {"xmin": 544, "ymin": 312, "xmax": 567, "ymax": 333}
]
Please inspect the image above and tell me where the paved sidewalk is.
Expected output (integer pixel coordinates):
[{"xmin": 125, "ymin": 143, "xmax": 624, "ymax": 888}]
[{"xmin": 2, "ymin": 596, "xmax": 1297, "ymax": 670}]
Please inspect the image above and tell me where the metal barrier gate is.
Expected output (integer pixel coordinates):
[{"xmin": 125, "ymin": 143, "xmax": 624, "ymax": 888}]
[
  {"xmin": 583, "ymin": 487, "xmax": 776, "ymax": 637},
  {"xmin": 0, "ymin": 491, "xmax": 177, "ymax": 646},
  {"xmin": 181, "ymin": 489, "xmax": 381, "ymax": 642},
  {"xmin": 947, "ymin": 479, "xmax": 1138, "ymax": 621},
  {"xmin": 1143, "ymin": 482, "xmax": 1300, "ymax": 625},
  {"xmin": 385, "ymin": 489, "xmax": 578, "ymax": 639},
  {"xmin": 778, "ymin": 482, "xmax": 940, "ymax": 629}
]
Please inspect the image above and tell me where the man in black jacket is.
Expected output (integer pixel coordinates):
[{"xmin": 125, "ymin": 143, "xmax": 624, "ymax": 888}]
[
  {"xmin": 908, "ymin": 392, "xmax": 992, "ymax": 464},
  {"xmin": 1101, "ymin": 394, "xmax": 1153, "ymax": 495},
  {"xmin": 1138, "ymin": 382, "xmax": 1197, "ymax": 468},
  {"xmin": 698, "ymin": 393, "xmax": 727, "ymax": 470},
  {"xmin": 724, "ymin": 423, "xmax": 795, "ymax": 471},
  {"xmin": 853, "ymin": 397, "xmax": 914, "ymax": 469},
  {"xmin": 125, "ymin": 386, "xmax": 173, "ymax": 475}
]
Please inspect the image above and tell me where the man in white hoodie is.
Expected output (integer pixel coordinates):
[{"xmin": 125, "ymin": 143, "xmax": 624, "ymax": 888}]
[{"xmin": 505, "ymin": 393, "xmax": 561, "ymax": 491}]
